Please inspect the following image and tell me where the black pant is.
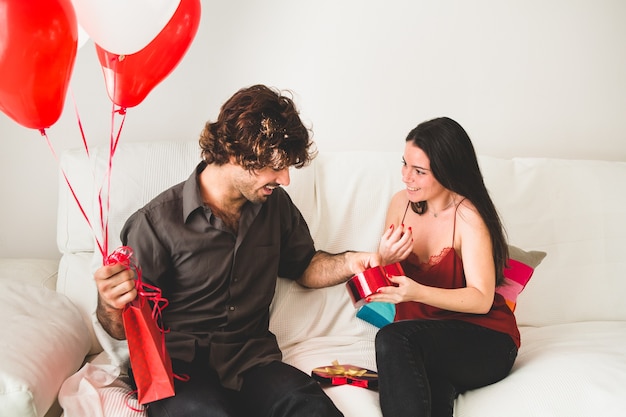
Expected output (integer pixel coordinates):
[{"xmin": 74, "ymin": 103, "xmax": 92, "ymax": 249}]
[
  {"xmin": 375, "ymin": 319, "xmax": 518, "ymax": 417},
  {"xmin": 133, "ymin": 357, "xmax": 343, "ymax": 417}
]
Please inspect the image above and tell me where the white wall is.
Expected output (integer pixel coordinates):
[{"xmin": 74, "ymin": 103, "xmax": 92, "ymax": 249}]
[{"xmin": 1, "ymin": 0, "xmax": 625, "ymax": 259}]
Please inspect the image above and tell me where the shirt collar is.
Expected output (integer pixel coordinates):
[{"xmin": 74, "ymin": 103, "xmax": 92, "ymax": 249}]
[
  {"xmin": 182, "ymin": 160, "xmax": 264, "ymax": 224},
  {"xmin": 182, "ymin": 161, "xmax": 208, "ymax": 222}
]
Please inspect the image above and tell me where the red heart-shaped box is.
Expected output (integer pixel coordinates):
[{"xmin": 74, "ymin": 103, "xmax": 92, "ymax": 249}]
[{"xmin": 346, "ymin": 263, "xmax": 404, "ymax": 308}]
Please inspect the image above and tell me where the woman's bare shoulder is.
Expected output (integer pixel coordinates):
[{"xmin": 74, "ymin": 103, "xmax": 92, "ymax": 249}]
[
  {"xmin": 456, "ymin": 197, "xmax": 488, "ymax": 231},
  {"xmin": 385, "ymin": 190, "xmax": 409, "ymax": 225},
  {"xmin": 389, "ymin": 190, "xmax": 408, "ymax": 210}
]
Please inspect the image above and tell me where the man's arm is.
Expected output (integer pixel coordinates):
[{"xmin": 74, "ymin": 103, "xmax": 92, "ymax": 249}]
[
  {"xmin": 297, "ymin": 250, "xmax": 380, "ymax": 288},
  {"xmin": 96, "ymin": 297, "xmax": 126, "ymax": 340}
]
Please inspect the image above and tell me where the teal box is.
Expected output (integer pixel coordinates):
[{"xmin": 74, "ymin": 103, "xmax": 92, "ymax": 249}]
[{"xmin": 356, "ymin": 302, "xmax": 395, "ymax": 328}]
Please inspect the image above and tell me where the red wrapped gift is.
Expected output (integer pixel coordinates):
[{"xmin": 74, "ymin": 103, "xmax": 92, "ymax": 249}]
[
  {"xmin": 346, "ymin": 263, "xmax": 404, "ymax": 308},
  {"xmin": 312, "ymin": 361, "xmax": 378, "ymax": 390}
]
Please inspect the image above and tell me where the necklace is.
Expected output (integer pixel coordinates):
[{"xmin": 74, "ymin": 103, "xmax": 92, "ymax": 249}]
[{"xmin": 432, "ymin": 199, "xmax": 455, "ymax": 218}]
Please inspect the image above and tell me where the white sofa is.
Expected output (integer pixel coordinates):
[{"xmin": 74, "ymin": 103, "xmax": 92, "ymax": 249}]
[{"xmin": 2, "ymin": 140, "xmax": 625, "ymax": 417}]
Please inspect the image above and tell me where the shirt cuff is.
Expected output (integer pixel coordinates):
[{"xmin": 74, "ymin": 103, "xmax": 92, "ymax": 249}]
[{"xmin": 91, "ymin": 311, "xmax": 130, "ymax": 369}]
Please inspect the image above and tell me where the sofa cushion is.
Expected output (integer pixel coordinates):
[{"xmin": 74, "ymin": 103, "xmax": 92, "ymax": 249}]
[
  {"xmin": 0, "ymin": 281, "xmax": 91, "ymax": 417},
  {"xmin": 455, "ymin": 321, "xmax": 626, "ymax": 417},
  {"xmin": 497, "ymin": 245, "xmax": 547, "ymax": 312},
  {"xmin": 507, "ymin": 245, "xmax": 547, "ymax": 269}
]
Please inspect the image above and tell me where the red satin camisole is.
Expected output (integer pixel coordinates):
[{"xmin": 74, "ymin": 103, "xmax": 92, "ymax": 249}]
[{"xmin": 394, "ymin": 202, "xmax": 520, "ymax": 348}]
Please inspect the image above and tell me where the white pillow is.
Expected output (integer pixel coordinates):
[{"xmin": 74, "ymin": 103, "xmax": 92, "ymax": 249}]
[{"xmin": 0, "ymin": 281, "xmax": 91, "ymax": 417}]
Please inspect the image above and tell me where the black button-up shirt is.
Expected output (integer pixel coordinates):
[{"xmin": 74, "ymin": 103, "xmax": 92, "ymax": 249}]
[{"xmin": 121, "ymin": 162, "xmax": 316, "ymax": 389}]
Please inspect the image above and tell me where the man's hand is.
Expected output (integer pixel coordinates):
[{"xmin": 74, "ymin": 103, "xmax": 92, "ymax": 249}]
[
  {"xmin": 94, "ymin": 263, "xmax": 137, "ymax": 340},
  {"xmin": 298, "ymin": 250, "xmax": 382, "ymax": 288},
  {"xmin": 346, "ymin": 251, "xmax": 382, "ymax": 275}
]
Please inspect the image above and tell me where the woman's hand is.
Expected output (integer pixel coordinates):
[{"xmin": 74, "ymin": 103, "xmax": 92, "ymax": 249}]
[
  {"xmin": 367, "ymin": 274, "xmax": 420, "ymax": 304},
  {"xmin": 369, "ymin": 273, "xmax": 496, "ymax": 314},
  {"xmin": 378, "ymin": 223, "xmax": 413, "ymax": 265}
]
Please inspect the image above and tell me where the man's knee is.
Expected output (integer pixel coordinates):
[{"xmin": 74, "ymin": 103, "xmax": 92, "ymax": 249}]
[{"xmin": 270, "ymin": 382, "xmax": 343, "ymax": 417}]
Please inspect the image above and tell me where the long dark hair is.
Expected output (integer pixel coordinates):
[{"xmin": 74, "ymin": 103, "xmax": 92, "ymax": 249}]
[{"xmin": 407, "ymin": 117, "xmax": 508, "ymax": 285}]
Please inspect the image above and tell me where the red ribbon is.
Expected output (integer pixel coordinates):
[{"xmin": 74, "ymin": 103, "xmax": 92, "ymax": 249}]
[
  {"xmin": 42, "ymin": 92, "xmax": 128, "ymax": 261},
  {"xmin": 104, "ymin": 246, "xmax": 169, "ymax": 328},
  {"xmin": 350, "ymin": 380, "xmax": 369, "ymax": 388}
]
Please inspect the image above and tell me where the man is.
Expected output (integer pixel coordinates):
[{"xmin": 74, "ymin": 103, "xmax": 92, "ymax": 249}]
[{"xmin": 94, "ymin": 84, "xmax": 379, "ymax": 417}]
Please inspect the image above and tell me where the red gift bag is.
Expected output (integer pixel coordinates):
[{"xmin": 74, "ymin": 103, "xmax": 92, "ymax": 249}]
[
  {"xmin": 106, "ymin": 247, "xmax": 175, "ymax": 405},
  {"xmin": 123, "ymin": 293, "xmax": 175, "ymax": 404}
]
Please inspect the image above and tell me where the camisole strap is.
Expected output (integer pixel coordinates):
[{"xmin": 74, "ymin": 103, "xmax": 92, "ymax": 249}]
[
  {"xmin": 401, "ymin": 201, "xmax": 411, "ymax": 224},
  {"xmin": 401, "ymin": 198, "xmax": 467, "ymax": 248}
]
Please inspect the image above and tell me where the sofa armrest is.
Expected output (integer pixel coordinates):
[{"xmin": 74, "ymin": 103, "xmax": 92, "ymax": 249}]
[{"xmin": 0, "ymin": 258, "xmax": 59, "ymax": 290}]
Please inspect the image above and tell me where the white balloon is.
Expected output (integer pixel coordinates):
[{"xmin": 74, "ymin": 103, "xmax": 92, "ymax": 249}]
[
  {"xmin": 71, "ymin": 0, "xmax": 181, "ymax": 55},
  {"xmin": 77, "ymin": 24, "xmax": 90, "ymax": 50}
]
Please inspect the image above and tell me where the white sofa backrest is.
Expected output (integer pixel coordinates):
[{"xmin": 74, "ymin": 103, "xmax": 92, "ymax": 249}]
[
  {"xmin": 479, "ymin": 156, "xmax": 626, "ymax": 326},
  {"xmin": 56, "ymin": 141, "xmax": 626, "ymax": 355},
  {"xmin": 286, "ymin": 151, "xmax": 406, "ymax": 253}
]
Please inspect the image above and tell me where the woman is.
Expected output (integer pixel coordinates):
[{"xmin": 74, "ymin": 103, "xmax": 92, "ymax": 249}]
[{"xmin": 368, "ymin": 117, "xmax": 519, "ymax": 417}]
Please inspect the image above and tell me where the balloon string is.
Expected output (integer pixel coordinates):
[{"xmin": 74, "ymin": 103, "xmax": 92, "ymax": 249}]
[
  {"xmin": 70, "ymin": 88, "xmax": 90, "ymax": 158},
  {"xmin": 42, "ymin": 88, "xmax": 124, "ymax": 261},
  {"xmin": 42, "ymin": 58, "xmax": 127, "ymax": 261},
  {"xmin": 99, "ymin": 104, "xmax": 126, "ymax": 257},
  {"xmin": 97, "ymin": 56, "xmax": 127, "ymax": 257},
  {"xmin": 69, "ymin": 88, "xmax": 110, "ymax": 260},
  {"xmin": 41, "ymin": 129, "xmax": 106, "ymax": 258}
]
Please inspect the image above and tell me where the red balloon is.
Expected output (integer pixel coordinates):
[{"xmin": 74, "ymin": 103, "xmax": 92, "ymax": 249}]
[
  {"xmin": 0, "ymin": 0, "xmax": 78, "ymax": 130},
  {"xmin": 96, "ymin": 0, "xmax": 201, "ymax": 108}
]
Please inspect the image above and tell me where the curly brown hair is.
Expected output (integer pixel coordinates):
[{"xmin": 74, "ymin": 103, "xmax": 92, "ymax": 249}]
[{"xmin": 199, "ymin": 84, "xmax": 316, "ymax": 171}]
